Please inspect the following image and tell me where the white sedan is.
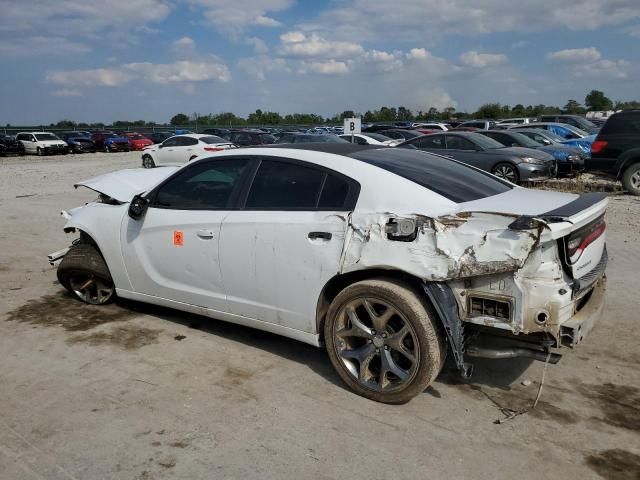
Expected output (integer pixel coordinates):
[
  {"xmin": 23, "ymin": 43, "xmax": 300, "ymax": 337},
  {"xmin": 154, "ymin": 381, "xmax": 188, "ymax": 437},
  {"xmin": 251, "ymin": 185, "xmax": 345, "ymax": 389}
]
[
  {"xmin": 339, "ymin": 133, "xmax": 400, "ymax": 146},
  {"xmin": 141, "ymin": 133, "xmax": 236, "ymax": 168},
  {"xmin": 51, "ymin": 144, "xmax": 607, "ymax": 403}
]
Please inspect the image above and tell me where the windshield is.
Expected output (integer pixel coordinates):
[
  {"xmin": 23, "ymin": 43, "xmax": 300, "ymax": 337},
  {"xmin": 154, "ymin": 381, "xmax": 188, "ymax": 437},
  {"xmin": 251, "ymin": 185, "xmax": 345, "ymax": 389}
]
[
  {"xmin": 34, "ymin": 134, "xmax": 60, "ymax": 141},
  {"xmin": 506, "ymin": 132, "xmax": 541, "ymax": 148},
  {"xmin": 200, "ymin": 135, "xmax": 227, "ymax": 144},
  {"xmin": 570, "ymin": 117, "xmax": 598, "ymax": 132},
  {"xmin": 350, "ymin": 149, "xmax": 513, "ymax": 203}
]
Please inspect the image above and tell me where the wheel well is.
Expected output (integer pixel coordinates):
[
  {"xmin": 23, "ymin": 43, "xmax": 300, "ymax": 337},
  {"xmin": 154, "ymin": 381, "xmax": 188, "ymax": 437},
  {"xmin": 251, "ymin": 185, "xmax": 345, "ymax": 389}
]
[
  {"xmin": 315, "ymin": 269, "xmax": 426, "ymax": 341},
  {"xmin": 619, "ymin": 158, "xmax": 640, "ymax": 179}
]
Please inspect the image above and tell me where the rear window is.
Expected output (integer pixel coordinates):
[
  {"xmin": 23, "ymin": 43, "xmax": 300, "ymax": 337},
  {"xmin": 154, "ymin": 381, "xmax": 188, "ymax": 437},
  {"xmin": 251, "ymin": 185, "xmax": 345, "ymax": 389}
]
[
  {"xmin": 600, "ymin": 114, "xmax": 640, "ymax": 135},
  {"xmin": 349, "ymin": 149, "xmax": 513, "ymax": 203}
]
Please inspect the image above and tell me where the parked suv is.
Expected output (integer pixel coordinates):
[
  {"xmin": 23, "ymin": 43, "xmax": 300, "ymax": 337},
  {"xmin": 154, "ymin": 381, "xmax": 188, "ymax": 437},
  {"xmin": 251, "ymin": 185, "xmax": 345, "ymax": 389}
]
[
  {"xmin": 229, "ymin": 130, "xmax": 276, "ymax": 146},
  {"xmin": 587, "ymin": 110, "xmax": 640, "ymax": 195}
]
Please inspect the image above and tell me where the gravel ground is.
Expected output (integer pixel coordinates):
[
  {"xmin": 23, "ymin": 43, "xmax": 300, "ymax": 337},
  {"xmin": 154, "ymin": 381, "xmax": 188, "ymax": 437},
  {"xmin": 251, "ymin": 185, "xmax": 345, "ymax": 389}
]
[{"xmin": 0, "ymin": 152, "xmax": 639, "ymax": 480}]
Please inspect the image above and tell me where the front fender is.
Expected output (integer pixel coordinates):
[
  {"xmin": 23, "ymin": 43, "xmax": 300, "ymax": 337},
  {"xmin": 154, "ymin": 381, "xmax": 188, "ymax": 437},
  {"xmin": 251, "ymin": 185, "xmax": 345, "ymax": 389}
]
[{"xmin": 63, "ymin": 203, "xmax": 132, "ymax": 290}]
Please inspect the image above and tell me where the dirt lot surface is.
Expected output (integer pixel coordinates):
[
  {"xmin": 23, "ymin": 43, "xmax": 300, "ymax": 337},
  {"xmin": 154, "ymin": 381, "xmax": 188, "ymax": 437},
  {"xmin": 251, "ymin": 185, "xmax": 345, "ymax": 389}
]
[{"xmin": 1, "ymin": 152, "xmax": 639, "ymax": 480}]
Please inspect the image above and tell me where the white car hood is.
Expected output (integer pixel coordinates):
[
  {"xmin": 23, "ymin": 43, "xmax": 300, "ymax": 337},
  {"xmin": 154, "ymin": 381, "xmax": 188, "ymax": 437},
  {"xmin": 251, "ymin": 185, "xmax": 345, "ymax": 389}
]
[{"xmin": 74, "ymin": 167, "xmax": 179, "ymax": 202}]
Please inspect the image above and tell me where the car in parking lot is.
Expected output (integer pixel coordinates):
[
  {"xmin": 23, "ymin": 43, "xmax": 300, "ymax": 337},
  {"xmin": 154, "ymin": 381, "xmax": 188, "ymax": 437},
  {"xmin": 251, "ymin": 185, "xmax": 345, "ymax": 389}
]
[
  {"xmin": 376, "ymin": 129, "xmax": 424, "ymax": 142},
  {"xmin": 141, "ymin": 134, "xmax": 237, "ymax": 168},
  {"xmin": 91, "ymin": 132, "xmax": 131, "ymax": 152},
  {"xmin": 146, "ymin": 132, "xmax": 174, "ymax": 144},
  {"xmin": 61, "ymin": 132, "xmax": 96, "ymax": 153},
  {"xmin": 124, "ymin": 133, "xmax": 154, "ymax": 151},
  {"xmin": 0, "ymin": 134, "xmax": 25, "ymax": 156},
  {"xmin": 512, "ymin": 122, "xmax": 588, "ymax": 140},
  {"xmin": 456, "ymin": 120, "xmax": 497, "ymax": 130},
  {"xmin": 538, "ymin": 115, "xmax": 599, "ymax": 135},
  {"xmin": 587, "ymin": 109, "xmax": 640, "ymax": 195},
  {"xmin": 398, "ymin": 132, "xmax": 556, "ymax": 183},
  {"xmin": 15, "ymin": 132, "xmax": 69, "ymax": 155},
  {"xmin": 275, "ymin": 133, "xmax": 348, "ymax": 144},
  {"xmin": 51, "ymin": 143, "xmax": 608, "ymax": 404},
  {"xmin": 339, "ymin": 133, "xmax": 398, "ymax": 146},
  {"xmin": 479, "ymin": 130, "xmax": 584, "ymax": 174},
  {"xmin": 228, "ymin": 130, "xmax": 276, "ymax": 147}
]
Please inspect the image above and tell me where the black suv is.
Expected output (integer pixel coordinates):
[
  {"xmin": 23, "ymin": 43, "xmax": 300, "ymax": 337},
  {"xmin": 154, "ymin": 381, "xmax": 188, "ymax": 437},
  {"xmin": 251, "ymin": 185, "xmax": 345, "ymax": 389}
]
[
  {"xmin": 0, "ymin": 134, "xmax": 25, "ymax": 156},
  {"xmin": 587, "ymin": 110, "xmax": 640, "ymax": 195}
]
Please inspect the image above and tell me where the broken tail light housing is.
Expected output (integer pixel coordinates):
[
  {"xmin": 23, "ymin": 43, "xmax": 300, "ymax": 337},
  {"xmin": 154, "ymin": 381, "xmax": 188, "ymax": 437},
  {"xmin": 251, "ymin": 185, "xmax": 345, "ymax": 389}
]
[
  {"xmin": 565, "ymin": 215, "xmax": 606, "ymax": 263},
  {"xmin": 468, "ymin": 295, "xmax": 511, "ymax": 321}
]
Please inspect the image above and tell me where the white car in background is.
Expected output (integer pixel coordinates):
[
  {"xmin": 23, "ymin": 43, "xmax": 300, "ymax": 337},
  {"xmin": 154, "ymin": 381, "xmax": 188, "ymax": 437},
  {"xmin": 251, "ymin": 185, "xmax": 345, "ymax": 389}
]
[
  {"xmin": 141, "ymin": 134, "xmax": 236, "ymax": 168},
  {"xmin": 411, "ymin": 122, "xmax": 450, "ymax": 131},
  {"xmin": 339, "ymin": 133, "xmax": 400, "ymax": 146},
  {"xmin": 51, "ymin": 144, "xmax": 607, "ymax": 404},
  {"xmin": 15, "ymin": 132, "xmax": 69, "ymax": 155}
]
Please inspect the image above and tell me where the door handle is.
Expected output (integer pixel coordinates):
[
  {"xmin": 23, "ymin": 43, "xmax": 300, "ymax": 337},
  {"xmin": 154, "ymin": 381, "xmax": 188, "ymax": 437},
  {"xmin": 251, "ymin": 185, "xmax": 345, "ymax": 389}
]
[
  {"xmin": 196, "ymin": 230, "xmax": 215, "ymax": 239},
  {"xmin": 308, "ymin": 231, "xmax": 332, "ymax": 240}
]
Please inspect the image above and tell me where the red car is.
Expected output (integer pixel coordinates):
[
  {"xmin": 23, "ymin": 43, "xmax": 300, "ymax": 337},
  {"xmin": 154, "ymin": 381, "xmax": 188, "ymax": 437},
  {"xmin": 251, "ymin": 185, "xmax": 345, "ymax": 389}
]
[{"xmin": 124, "ymin": 133, "xmax": 153, "ymax": 151}]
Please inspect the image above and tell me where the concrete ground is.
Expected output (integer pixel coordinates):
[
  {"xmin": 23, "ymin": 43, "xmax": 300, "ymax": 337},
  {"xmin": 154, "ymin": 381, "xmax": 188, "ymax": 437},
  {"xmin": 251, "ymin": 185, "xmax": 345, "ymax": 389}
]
[{"xmin": 1, "ymin": 152, "xmax": 639, "ymax": 480}]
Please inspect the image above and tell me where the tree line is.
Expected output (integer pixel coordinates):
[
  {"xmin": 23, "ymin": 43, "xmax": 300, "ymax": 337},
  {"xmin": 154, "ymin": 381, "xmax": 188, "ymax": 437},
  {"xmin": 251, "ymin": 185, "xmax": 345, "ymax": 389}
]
[{"xmin": 13, "ymin": 89, "xmax": 638, "ymax": 129}]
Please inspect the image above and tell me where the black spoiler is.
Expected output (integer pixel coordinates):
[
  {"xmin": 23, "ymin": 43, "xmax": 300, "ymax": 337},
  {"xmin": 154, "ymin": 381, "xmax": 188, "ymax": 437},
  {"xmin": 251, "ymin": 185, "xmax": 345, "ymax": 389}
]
[{"xmin": 509, "ymin": 192, "xmax": 607, "ymax": 230}]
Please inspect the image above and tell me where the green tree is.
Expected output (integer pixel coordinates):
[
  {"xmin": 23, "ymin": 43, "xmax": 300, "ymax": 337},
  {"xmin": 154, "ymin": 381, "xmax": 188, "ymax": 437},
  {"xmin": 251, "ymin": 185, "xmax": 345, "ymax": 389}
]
[
  {"xmin": 170, "ymin": 113, "xmax": 190, "ymax": 125},
  {"xmin": 563, "ymin": 99, "xmax": 583, "ymax": 114},
  {"xmin": 585, "ymin": 90, "xmax": 613, "ymax": 111},
  {"xmin": 475, "ymin": 103, "xmax": 503, "ymax": 119}
]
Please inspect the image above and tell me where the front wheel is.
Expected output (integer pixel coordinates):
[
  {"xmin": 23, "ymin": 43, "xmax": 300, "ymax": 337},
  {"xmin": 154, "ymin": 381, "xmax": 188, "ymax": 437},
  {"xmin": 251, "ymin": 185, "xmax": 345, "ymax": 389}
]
[
  {"xmin": 37, "ymin": 147, "xmax": 43, "ymax": 156},
  {"xmin": 324, "ymin": 279, "xmax": 445, "ymax": 404},
  {"xmin": 142, "ymin": 155, "xmax": 155, "ymax": 169},
  {"xmin": 57, "ymin": 244, "xmax": 115, "ymax": 305},
  {"xmin": 492, "ymin": 162, "xmax": 520, "ymax": 184},
  {"xmin": 621, "ymin": 163, "xmax": 640, "ymax": 196}
]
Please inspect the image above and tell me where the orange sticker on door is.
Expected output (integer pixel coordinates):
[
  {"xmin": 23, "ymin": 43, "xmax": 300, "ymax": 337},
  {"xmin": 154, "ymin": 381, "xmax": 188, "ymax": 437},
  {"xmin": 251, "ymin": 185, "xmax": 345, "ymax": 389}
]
[{"xmin": 173, "ymin": 230, "xmax": 184, "ymax": 246}]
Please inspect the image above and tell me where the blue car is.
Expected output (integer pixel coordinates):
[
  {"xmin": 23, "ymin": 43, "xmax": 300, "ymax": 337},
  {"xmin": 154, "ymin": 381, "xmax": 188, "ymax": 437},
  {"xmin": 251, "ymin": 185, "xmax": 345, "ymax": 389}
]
[{"xmin": 561, "ymin": 134, "xmax": 596, "ymax": 158}]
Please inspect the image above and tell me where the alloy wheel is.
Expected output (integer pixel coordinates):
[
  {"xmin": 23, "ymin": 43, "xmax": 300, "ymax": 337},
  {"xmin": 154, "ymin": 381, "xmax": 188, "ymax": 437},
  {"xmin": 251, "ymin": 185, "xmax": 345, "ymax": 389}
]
[
  {"xmin": 333, "ymin": 297, "xmax": 419, "ymax": 392},
  {"xmin": 493, "ymin": 164, "xmax": 517, "ymax": 182},
  {"xmin": 68, "ymin": 273, "xmax": 114, "ymax": 305}
]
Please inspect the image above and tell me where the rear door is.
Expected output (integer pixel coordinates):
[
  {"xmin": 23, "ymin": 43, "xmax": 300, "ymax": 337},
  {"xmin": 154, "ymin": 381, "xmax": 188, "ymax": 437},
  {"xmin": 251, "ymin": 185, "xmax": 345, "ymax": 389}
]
[{"xmin": 219, "ymin": 157, "xmax": 357, "ymax": 334}]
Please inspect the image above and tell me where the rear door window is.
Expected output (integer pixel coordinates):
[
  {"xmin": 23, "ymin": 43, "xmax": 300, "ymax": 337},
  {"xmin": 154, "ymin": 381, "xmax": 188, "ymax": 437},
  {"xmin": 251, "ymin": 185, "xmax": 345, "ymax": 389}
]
[
  {"xmin": 414, "ymin": 135, "xmax": 445, "ymax": 149},
  {"xmin": 245, "ymin": 159, "xmax": 356, "ymax": 210},
  {"xmin": 445, "ymin": 135, "xmax": 476, "ymax": 150}
]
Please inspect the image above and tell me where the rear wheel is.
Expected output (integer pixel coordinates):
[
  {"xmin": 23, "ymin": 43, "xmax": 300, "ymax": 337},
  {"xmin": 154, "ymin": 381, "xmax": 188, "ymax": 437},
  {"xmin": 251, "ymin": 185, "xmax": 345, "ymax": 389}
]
[
  {"xmin": 621, "ymin": 163, "xmax": 640, "ymax": 196},
  {"xmin": 324, "ymin": 279, "xmax": 445, "ymax": 404},
  {"xmin": 492, "ymin": 162, "xmax": 519, "ymax": 183},
  {"xmin": 57, "ymin": 244, "xmax": 115, "ymax": 305},
  {"xmin": 142, "ymin": 155, "xmax": 155, "ymax": 169}
]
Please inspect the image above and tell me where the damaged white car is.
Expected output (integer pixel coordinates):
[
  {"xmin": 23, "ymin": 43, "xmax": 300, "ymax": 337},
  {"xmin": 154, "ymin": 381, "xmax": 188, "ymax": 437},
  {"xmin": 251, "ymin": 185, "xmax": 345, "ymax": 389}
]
[{"xmin": 50, "ymin": 144, "xmax": 607, "ymax": 403}]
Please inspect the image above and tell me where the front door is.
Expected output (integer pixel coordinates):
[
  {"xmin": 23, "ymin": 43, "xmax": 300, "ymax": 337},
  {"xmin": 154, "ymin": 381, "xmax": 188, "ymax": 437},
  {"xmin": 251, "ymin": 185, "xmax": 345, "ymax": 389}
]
[{"xmin": 121, "ymin": 158, "xmax": 251, "ymax": 311}]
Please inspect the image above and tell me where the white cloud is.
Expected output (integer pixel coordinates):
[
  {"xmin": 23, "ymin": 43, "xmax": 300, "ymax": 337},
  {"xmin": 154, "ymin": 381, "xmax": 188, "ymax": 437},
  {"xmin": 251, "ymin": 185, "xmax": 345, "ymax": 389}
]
[
  {"xmin": 46, "ymin": 59, "xmax": 231, "ymax": 89},
  {"xmin": 296, "ymin": 0, "xmax": 640, "ymax": 43},
  {"xmin": 238, "ymin": 56, "xmax": 289, "ymax": 80},
  {"xmin": 246, "ymin": 37, "xmax": 269, "ymax": 53},
  {"xmin": 547, "ymin": 47, "xmax": 601, "ymax": 62},
  {"xmin": 187, "ymin": 0, "xmax": 292, "ymax": 33},
  {"xmin": 124, "ymin": 60, "xmax": 231, "ymax": 84},
  {"xmin": 171, "ymin": 37, "xmax": 196, "ymax": 54},
  {"xmin": 364, "ymin": 50, "xmax": 404, "ymax": 72},
  {"xmin": 279, "ymin": 31, "xmax": 364, "ymax": 59},
  {"xmin": 405, "ymin": 48, "xmax": 430, "ymax": 60},
  {"xmin": 46, "ymin": 68, "xmax": 134, "ymax": 87},
  {"xmin": 0, "ymin": 36, "xmax": 90, "ymax": 56},
  {"xmin": 300, "ymin": 60, "xmax": 350, "ymax": 75},
  {"xmin": 460, "ymin": 51, "xmax": 508, "ymax": 68},
  {"xmin": 51, "ymin": 89, "xmax": 82, "ymax": 97}
]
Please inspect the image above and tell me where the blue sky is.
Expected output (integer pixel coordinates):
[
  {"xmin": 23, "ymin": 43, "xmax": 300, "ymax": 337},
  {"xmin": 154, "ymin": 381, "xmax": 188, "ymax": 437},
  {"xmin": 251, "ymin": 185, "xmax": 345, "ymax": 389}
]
[{"xmin": 1, "ymin": 0, "xmax": 638, "ymax": 124}]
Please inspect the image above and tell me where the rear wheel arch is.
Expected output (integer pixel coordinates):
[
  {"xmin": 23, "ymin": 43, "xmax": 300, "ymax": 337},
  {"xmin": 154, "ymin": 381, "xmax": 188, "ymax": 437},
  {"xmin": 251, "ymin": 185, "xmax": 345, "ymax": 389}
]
[{"xmin": 316, "ymin": 269, "xmax": 438, "ymax": 341}]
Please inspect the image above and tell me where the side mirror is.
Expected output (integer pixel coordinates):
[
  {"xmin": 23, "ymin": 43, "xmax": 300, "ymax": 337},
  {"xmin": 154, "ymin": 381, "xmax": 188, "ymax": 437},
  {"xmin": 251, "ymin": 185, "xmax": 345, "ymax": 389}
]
[{"xmin": 128, "ymin": 194, "xmax": 149, "ymax": 220}]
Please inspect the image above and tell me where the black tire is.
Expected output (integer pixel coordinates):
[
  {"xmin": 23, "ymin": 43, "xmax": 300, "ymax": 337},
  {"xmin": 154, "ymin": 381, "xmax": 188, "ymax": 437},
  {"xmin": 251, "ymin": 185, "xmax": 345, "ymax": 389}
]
[
  {"xmin": 324, "ymin": 278, "xmax": 445, "ymax": 404},
  {"xmin": 621, "ymin": 163, "xmax": 640, "ymax": 196},
  {"xmin": 491, "ymin": 162, "xmax": 520, "ymax": 184},
  {"xmin": 57, "ymin": 244, "xmax": 115, "ymax": 305},
  {"xmin": 142, "ymin": 155, "xmax": 155, "ymax": 169}
]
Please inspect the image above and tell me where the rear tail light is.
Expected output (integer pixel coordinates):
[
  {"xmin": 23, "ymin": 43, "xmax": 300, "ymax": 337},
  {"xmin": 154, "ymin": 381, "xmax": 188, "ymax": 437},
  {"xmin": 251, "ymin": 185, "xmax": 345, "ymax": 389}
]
[
  {"xmin": 203, "ymin": 147, "xmax": 224, "ymax": 152},
  {"xmin": 566, "ymin": 215, "xmax": 606, "ymax": 261},
  {"xmin": 590, "ymin": 140, "xmax": 608, "ymax": 154}
]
